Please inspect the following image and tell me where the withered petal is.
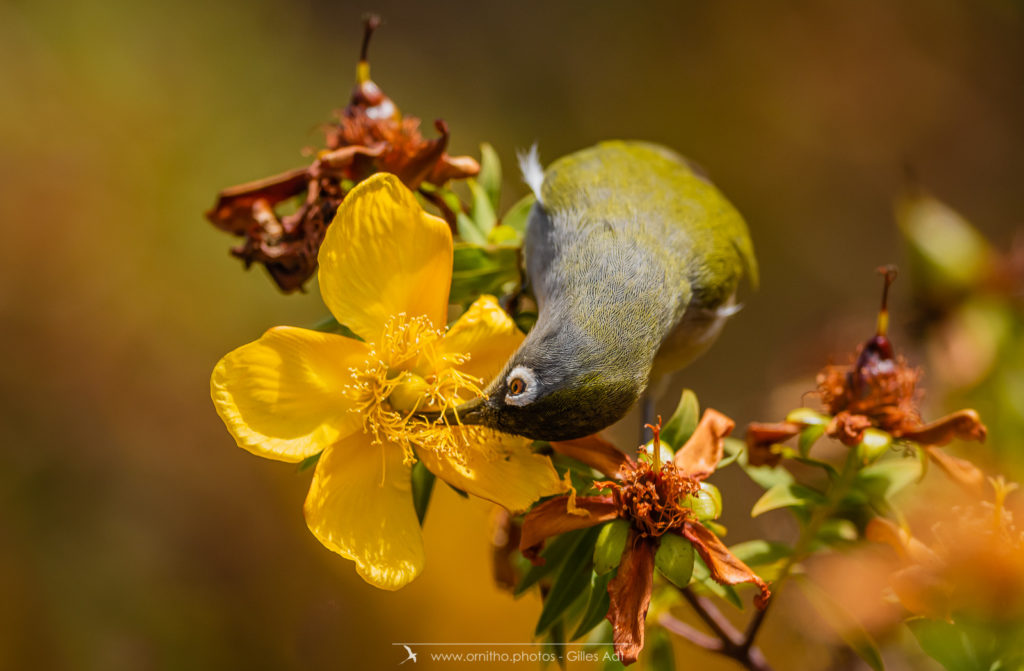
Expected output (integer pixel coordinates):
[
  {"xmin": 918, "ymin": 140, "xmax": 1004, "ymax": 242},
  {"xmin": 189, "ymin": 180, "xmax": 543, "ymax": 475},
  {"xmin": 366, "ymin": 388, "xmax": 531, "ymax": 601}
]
[
  {"xmin": 745, "ymin": 421, "xmax": 801, "ymax": 467},
  {"xmin": 682, "ymin": 522, "xmax": 770, "ymax": 608},
  {"xmin": 865, "ymin": 517, "xmax": 939, "ymax": 566},
  {"xmin": 518, "ymin": 495, "xmax": 618, "ymax": 564},
  {"xmin": 900, "ymin": 409, "xmax": 988, "ymax": 446},
  {"xmin": 674, "ymin": 409, "xmax": 734, "ymax": 480},
  {"xmin": 490, "ymin": 507, "xmax": 522, "ymax": 593},
  {"xmin": 826, "ymin": 411, "xmax": 873, "ymax": 446},
  {"xmin": 606, "ymin": 531, "xmax": 656, "ymax": 666},
  {"xmin": 206, "ymin": 167, "xmax": 311, "ymax": 234},
  {"xmin": 392, "ymin": 119, "xmax": 450, "ymax": 189},
  {"xmin": 429, "ymin": 154, "xmax": 481, "ymax": 184},
  {"xmin": 890, "ymin": 565, "xmax": 955, "ymax": 622},
  {"xmin": 924, "ymin": 446, "xmax": 987, "ymax": 493},
  {"xmin": 316, "ymin": 144, "xmax": 385, "ymax": 171},
  {"xmin": 551, "ymin": 434, "xmax": 632, "ymax": 478}
]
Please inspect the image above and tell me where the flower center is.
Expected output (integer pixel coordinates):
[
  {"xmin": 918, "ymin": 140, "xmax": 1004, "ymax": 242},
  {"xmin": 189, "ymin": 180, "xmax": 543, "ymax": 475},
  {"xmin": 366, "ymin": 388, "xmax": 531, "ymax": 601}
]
[
  {"xmin": 602, "ymin": 460, "xmax": 700, "ymax": 537},
  {"xmin": 344, "ymin": 313, "xmax": 484, "ymax": 465}
]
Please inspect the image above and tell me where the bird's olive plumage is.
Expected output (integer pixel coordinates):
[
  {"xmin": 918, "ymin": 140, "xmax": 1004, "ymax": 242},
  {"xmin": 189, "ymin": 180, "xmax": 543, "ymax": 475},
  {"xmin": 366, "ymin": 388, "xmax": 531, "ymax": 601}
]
[{"xmin": 461, "ymin": 141, "xmax": 755, "ymax": 441}]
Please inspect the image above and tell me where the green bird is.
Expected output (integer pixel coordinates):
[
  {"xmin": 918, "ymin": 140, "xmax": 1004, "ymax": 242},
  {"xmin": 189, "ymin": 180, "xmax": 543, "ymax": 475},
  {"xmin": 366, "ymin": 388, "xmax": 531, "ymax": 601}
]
[{"xmin": 439, "ymin": 140, "xmax": 756, "ymax": 441}]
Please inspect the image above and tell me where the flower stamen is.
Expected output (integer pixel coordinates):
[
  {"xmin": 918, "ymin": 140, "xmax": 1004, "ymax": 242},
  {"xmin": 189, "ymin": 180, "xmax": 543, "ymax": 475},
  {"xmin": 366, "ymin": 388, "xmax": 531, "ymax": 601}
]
[
  {"xmin": 600, "ymin": 457, "xmax": 701, "ymax": 538},
  {"xmin": 343, "ymin": 313, "xmax": 487, "ymax": 466}
]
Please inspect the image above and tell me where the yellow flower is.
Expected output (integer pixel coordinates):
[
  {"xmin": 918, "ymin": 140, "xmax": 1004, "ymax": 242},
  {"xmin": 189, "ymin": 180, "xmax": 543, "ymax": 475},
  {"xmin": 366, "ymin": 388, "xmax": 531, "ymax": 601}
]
[{"xmin": 210, "ymin": 173, "xmax": 562, "ymax": 590}]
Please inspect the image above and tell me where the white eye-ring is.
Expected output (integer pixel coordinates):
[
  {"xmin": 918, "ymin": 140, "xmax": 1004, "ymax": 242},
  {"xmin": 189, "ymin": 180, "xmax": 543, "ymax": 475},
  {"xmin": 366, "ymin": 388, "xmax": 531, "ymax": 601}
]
[{"xmin": 504, "ymin": 366, "xmax": 538, "ymax": 406}]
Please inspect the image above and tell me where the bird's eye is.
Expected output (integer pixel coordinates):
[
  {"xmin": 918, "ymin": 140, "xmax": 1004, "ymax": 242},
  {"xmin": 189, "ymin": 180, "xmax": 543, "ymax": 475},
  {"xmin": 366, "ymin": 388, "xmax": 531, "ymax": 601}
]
[{"xmin": 504, "ymin": 366, "xmax": 538, "ymax": 406}]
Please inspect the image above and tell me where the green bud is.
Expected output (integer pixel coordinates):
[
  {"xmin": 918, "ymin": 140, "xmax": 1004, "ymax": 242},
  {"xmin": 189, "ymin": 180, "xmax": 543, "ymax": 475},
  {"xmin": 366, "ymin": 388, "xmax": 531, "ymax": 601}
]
[
  {"xmin": 654, "ymin": 533, "xmax": 695, "ymax": 588},
  {"xmin": 642, "ymin": 439, "xmax": 675, "ymax": 466},
  {"xmin": 593, "ymin": 519, "xmax": 630, "ymax": 575},
  {"xmin": 857, "ymin": 428, "xmax": 892, "ymax": 463},
  {"xmin": 683, "ymin": 482, "xmax": 722, "ymax": 520},
  {"xmin": 785, "ymin": 407, "xmax": 830, "ymax": 426}
]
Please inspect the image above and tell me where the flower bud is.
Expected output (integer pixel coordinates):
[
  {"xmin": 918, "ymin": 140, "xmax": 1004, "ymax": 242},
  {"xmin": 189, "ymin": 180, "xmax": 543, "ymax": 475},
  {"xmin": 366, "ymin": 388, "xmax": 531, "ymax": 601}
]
[
  {"xmin": 856, "ymin": 428, "xmax": 892, "ymax": 463},
  {"xmin": 654, "ymin": 533, "xmax": 695, "ymax": 588},
  {"xmin": 594, "ymin": 519, "xmax": 630, "ymax": 575},
  {"xmin": 683, "ymin": 482, "xmax": 723, "ymax": 520}
]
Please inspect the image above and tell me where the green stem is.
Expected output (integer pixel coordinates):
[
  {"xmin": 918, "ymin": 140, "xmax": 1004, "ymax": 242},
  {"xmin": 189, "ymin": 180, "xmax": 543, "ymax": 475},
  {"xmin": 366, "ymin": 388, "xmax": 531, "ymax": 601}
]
[{"xmin": 745, "ymin": 448, "xmax": 861, "ymax": 648}]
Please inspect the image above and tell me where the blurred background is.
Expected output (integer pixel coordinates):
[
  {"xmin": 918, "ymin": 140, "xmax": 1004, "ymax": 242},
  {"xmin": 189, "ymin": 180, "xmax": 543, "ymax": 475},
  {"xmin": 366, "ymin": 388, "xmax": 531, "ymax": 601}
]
[{"xmin": 2, "ymin": 0, "xmax": 1023, "ymax": 669}]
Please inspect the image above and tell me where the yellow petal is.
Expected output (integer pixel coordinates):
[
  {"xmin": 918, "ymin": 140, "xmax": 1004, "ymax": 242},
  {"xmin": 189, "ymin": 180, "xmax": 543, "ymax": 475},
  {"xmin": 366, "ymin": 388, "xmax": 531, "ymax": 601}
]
[
  {"xmin": 211, "ymin": 326, "xmax": 368, "ymax": 462},
  {"xmin": 416, "ymin": 430, "xmax": 563, "ymax": 512},
  {"xmin": 318, "ymin": 173, "xmax": 453, "ymax": 341},
  {"xmin": 304, "ymin": 433, "xmax": 424, "ymax": 590},
  {"xmin": 442, "ymin": 295, "xmax": 524, "ymax": 385}
]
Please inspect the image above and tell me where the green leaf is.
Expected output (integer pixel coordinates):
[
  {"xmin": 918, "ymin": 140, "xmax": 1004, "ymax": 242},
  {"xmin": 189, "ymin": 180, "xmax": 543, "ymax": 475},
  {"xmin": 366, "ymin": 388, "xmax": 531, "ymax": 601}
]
[
  {"xmin": 545, "ymin": 620, "xmax": 568, "ymax": 671},
  {"xmin": 796, "ymin": 577, "xmax": 885, "ymax": 671},
  {"xmin": 486, "ymin": 224, "xmax": 521, "ymax": 246},
  {"xmin": 814, "ymin": 518, "xmax": 858, "ymax": 547},
  {"xmin": 445, "ymin": 481, "xmax": 469, "ymax": 498},
  {"xmin": 798, "ymin": 424, "xmax": 825, "ymax": 457},
  {"xmin": 897, "ymin": 190, "xmax": 992, "ymax": 296},
  {"xmin": 297, "ymin": 451, "xmax": 321, "ymax": 472},
  {"xmin": 661, "ymin": 389, "xmax": 699, "ymax": 450},
  {"xmin": 457, "ymin": 212, "xmax": 488, "ymax": 245},
  {"xmin": 691, "ymin": 555, "xmax": 743, "ymax": 609},
  {"xmin": 654, "ymin": 533, "xmax": 695, "ymax": 589},
  {"xmin": 501, "ymin": 194, "xmax": 535, "ymax": 234},
  {"xmin": 909, "ymin": 618, "xmax": 995, "ymax": 671},
  {"xmin": 478, "ymin": 143, "xmax": 502, "ymax": 213},
  {"xmin": 571, "ymin": 571, "xmax": 612, "ymax": 640},
  {"xmin": 781, "ymin": 450, "xmax": 839, "ymax": 480},
  {"xmin": 718, "ymin": 438, "xmax": 743, "ymax": 468},
  {"xmin": 728, "ymin": 540, "xmax": 792, "ymax": 582},
  {"xmin": 737, "ymin": 446, "xmax": 795, "ymax": 489},
  {"xmin": 419, "ymin": 181, "xmax": 465, "ymax": 220},
  {"xmin": 468, "ymin": 178, "xmax": 497, "ymax": 234},
  {"xmin": 751, "ymin": 483, "xmax": 825, "ymax": 518},
  {"xmin": 411, "ymin": 461, "xmax": 436, "ymax": 526},
  {"xmin": 648, "ymin": 628, "xmax": 676, "ymax": 671},
  {"xmin": 450, "ymin": 243, "xmax": 520, "ymax": 306},
  {"xmin": 594, "ymin": 519, "xmax": 630, "ymax": 575},
  {"xmin": 727, "ymin": 540, "xmax": 793, "ymax": 567},
  {"xmin": 851, "ymin": 458, "xmax": 921, "ymax": 504},
  {"xmin": 516, "ymin": 527, "xmax": 592, "ymax": 596},
  {"xmin": 535, "ymin": 527, "xmax": 602, "ymax": 635}
]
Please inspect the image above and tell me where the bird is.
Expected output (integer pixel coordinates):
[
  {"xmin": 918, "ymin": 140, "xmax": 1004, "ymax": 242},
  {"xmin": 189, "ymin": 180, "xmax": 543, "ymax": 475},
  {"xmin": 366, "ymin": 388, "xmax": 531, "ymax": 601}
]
[
  {"xmin": 432, "ymin": 140, "xmax": 756, "ymax": 442},
  {"xmin": 399, "ymin": 645, "xmax": 418, "ymax": 664}
]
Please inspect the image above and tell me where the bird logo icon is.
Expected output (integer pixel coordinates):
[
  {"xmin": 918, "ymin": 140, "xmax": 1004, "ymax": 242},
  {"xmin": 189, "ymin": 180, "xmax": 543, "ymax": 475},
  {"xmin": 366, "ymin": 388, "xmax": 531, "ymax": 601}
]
[{"xmin": 399, "ymin": 645, "xmax": 418, "ymax": 664}]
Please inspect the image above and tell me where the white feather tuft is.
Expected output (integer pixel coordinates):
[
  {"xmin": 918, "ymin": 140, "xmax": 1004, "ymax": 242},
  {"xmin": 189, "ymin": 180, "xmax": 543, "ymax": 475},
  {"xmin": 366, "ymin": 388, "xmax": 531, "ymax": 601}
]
[
  {"xmin": 517, "ymin": 143, "xmax": 544, "ymax": 203},
  {"xmin": 716, "ymin": 303, "xmax": 744, "ymax": 318}
]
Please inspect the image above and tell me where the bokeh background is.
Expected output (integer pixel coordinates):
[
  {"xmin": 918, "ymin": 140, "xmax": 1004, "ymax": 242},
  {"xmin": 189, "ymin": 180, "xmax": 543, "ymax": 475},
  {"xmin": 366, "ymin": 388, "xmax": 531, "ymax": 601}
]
[{"xmin": 3, "ymin": 0, "xmax": 1023, "ymax": 669}]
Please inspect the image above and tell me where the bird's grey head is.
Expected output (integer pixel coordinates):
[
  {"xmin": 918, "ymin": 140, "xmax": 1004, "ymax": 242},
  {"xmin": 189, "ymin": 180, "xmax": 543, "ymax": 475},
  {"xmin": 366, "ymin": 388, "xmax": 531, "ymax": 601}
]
[{"xmin": 444, "ymin": 319, "xmax": 645, "ymax": 441}]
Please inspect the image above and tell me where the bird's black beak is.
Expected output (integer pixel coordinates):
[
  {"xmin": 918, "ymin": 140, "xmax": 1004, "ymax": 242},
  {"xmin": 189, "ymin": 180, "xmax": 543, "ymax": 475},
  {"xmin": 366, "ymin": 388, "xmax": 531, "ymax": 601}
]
[{"xmin": 416, "ymin": 396, "xmax": 488, "ymax": 426}]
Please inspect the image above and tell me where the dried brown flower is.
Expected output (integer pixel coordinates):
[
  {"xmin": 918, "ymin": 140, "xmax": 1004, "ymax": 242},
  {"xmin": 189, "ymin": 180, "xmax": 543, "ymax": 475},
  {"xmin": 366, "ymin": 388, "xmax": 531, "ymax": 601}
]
[
  {"xmin": 206, "ymin": 15, "xmax": 479, "ymax": 292},
  {"xmin": 817, "ymin": 267, "xmax": 924, "ymax": 441},
  {"xmin": 520, "ymin": 411, "xmax": 769, "ymax": 665},
  {"xmin": 812, "ymin": 268, "xmax": 987, "ymax": 489}
]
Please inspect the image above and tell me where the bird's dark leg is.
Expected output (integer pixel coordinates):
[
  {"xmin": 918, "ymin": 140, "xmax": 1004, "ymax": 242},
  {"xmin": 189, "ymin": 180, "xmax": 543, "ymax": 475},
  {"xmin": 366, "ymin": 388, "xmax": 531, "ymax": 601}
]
[{"xmin": 641, "ymin": 392, "xmax": 656, "ymax": 444}]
